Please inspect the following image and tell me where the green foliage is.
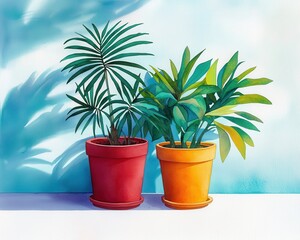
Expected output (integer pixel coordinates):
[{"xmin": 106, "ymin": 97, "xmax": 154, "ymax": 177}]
[
  {"xmin": 141, "ymin": 47, "xmax": 272, "ymax": 161},
  {"xmin": 61, "ymin": 21, "xmax": 159, "ymax": 144}
]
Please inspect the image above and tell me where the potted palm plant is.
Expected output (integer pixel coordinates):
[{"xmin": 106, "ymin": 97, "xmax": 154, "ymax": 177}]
[
  {"xmin": 142, "ymin": 47, "xmax": 272, "ymax": 209},
  {"xmin": 61, "ymin": 21, "xmax": 160, "ymax": 209}
]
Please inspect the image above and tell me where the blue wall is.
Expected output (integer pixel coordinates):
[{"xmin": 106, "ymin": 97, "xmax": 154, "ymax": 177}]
[{"xmin": 1, "ymin": 0, "xmax": 299, "ymax": 193}]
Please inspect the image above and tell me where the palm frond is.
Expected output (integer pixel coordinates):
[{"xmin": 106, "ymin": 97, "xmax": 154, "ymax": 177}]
[{"xmin": 61, "ymin": 21, "xmax": 153, "ymax": 141}]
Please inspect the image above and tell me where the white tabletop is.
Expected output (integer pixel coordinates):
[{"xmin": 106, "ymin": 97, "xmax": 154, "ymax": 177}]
[{"xmin": 1, "ymin": 194, "xmax": 299, "ymax": 240}]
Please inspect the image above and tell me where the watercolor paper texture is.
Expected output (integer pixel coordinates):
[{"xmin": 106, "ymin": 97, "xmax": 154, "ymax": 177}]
[{"xmin": 1, "ymin": 0, "xmax": 300, "ymax": 193}]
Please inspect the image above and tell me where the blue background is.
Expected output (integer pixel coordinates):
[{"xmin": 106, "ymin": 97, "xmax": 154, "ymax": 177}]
[{"xmin": 1, "ymin": 0, "xmax": 299, "ymax": 193}]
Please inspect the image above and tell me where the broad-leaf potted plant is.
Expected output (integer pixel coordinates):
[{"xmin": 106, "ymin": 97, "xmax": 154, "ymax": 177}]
[
  {"xmin": 142, "ymin": 47, "xmax": 272, "ymax": 209},
  {"xmin": 61, "ymin": 21, "xmax": 160, "ymax": 209}
]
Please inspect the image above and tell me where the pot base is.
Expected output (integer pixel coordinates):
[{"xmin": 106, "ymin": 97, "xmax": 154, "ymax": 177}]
[
  {"xmin": 162, "ymin": 196, "xmax": 213, "ymax": 210},
  {"xmin": 89, "ymin": 195, "xmax": 144, "ymax": 210}
]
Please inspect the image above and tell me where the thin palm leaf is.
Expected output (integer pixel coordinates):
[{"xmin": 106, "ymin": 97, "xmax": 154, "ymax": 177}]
[{"xmin": 61, "ymin": 21, "xmax": 154, "ymax": 143}]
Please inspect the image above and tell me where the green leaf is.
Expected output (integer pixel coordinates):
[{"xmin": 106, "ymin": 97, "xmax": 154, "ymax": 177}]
[
  {"xmin": 103, "ymin": 31, "xmax": 148, "ymax": 53},
  {"xmin": 107, "ymin": 52, "xmax": 153, "ymax": 62},
  {"xmin": 183, "ymin": 121, "xmax": 199, "ymax": 143},
  {"xmin": 122, "ymin": 82, "xmax": 133, "ymax": 103},
  {"xmin": 63, "ymin": 37, "xmax": 100, "ymax": 52},
  {"xmin": 116, "ymin": 113, "xmax": 127, "ymax": 136},
  {"xmin": 101, "ymin": 21, "xmax": 128, "ymax": 49},
  {"xmin": 170, "ymin": 59, "xmax": 178, "ymax": 80},
  {"xmin": 206, "ymin": 59, "xmax": 218, "ymax": 85},
  {"xmin": 232, "ymin": 126, "xmax": 254, "ymax": 147},
  {"xmin": 94, "ymin": 88, "xmax": 108, "ymax": 108},
  {"xmin": 223, "ymin": 116, "xmax": 260, "ymax": 131},
  {"xmin": 65, "ymin": 64, "xmax": 99, "ymax": 84},
  {"xmin": 93, "ymin": 74, "xmax": 106, "ymax": 102},
  {"xmin": 139, "ymin": 87, "xmax": 164, "ymax": 109},
  {"xmin": 109, "ymin": 68, "xmax": 134, "ymax": 96},
  {"xmin": 183, "ymin": 85, "xmax": 220, "ymax": 99},
  {"xmin": 75, "ymin": 111, "xmax": 93, "ymax": 133},
  {"xmin": 105, "ymin": 40, "xmax": 152, "ymax": 60},
  {"xmin": 227, "ymin": 94, "xmax": 272, "ymax": 105},
  {"xmin": 62, "ymin": 58, "xmax": 99, "ymax": 72},
  {"xmin": 220, "ymin": 61, "xmax": 244, "ymax": 96},
  {"xmin": 102, "ymin": 22, "xmax": 142, "ymax": 52},
  {"xmin": 92, "ymin": 23, "xmax": 102, "ymax": 42},
  {"xmin": 81, "ymin": 113, "xmax": 95, "ymax": 134},
  {"xmin": 88, "ymin": 85, "xmax": 94, "ymax": 106},
  {"xmin": 102, "ymin": 99, "xmax": 124, "ymax": 111},
  {"xmin": 66, "ymin": 108, "xmax": 89, "ymax": 120},
  {"xmin": 184, "ymin": 59, "xmax": 211, "ymax": 90},
  {"xmin": 238, "ymin": 78, "xmax": 273, "ymax": 88},
  {"xmin": 156, "ymin": 92, "xmax": 176, "ymax": 101},
  {"xmin": 112, "ymin": 109, "xmax": 126, "ymax": 124},
  {"xmin": 134, "ymin": 102, "xmax": 158, "ymax": 111},
  {"xmin": 215, "ymin": 125, "xmax": 231, "ymax": 162},
  {"xmin": 85, "ymin": 70, "xmax": 104, "ymax": 92},
  {"xmin": 127, "ymin": 112, "xmax": 133, "ymax": 138},
  {"xmin": 66, "ymin": 94, "xmax": 88, "ymax": 107},
  {"xmin": 101, "ymin": 21, "xmax": 112, "ymax": 40},
  {"xmin": 207, "ymin": 93, "xmax": 217, "ymax": 104},
  {"xmin": 132, "ymin": 116, "xmax": 145, "ymax": 137},
  {"xmin": 97, "ymin": 111, "xmax": 106, "ymax": 136},
  {"xmin": 150, "ymin": 66, "xmax": 175, "ymax": 94},
  {"xmin": 184, "ymin": 79, "xmax": 205, "ymax": 92},
  {"xmin": 236, "ymin": 66, "xmax": 256, "ymax": 81},
  {"xmin": 142, "ymin": 120, "xmax": 163, "ymax": 141},
  {"xmin": 75, "ymin": 68, "xmax": 100, "ymax": 90},
  {"xmin": 65, "ymin": 45, "xmax": 99, "ymax": 54},
  {"xmin": 76, "ymin": 33, "xmax": 101, "ymax": 52},
  {"xmin": 206, "ymin": 105, "xmax": 236, "ymax": 116},
  {"xmin": 109, "ymin": 60, "xmax": 147, "ymax": 71},
  {"xmin": 214, "ymin": 121, "xmax": 246, "ymax": 159},
  {"xmin": 235, "ymin": 111, "xmax": 263, "ymax": 123},
  {"xmin": 220, "ymin": 51, "xmax": 239, "ymax": 87},
  {"xmin": 173, "ymin": 105, "xmax": 188, "ymax": 130},
  {"xmin": 182, "ymin": 50, "xmax": 204, "ymax": 86},
  {"xmin": 76, "ymin": 83, "xmax": 88, "ymax": 102},
  {"xmin": 221, "ymin": 78, "xmax": 239, "ymax": 94},
  {"xmin": 179, "ymin": 96, "xmax": 206, "ymax": 119},
  {"xmin": 159, "ymin": 70, "xmax": 178, "ymax": 93},
  {"xmin": 217, "ymin": 63, "xmax": 226, "ymax": 88},
  {"xmin": 61, "ymin": 53, "xmax": 100, "ymax": 62},
  {"xmin": 177, "ymin": 47, "xmax": 191, "ymax": 89},
  {"xmin": 83, "ymin": 24, "xmax": 101, "ymax": 44}
]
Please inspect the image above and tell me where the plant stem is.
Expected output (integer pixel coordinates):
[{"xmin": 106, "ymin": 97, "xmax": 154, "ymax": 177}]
[
  {"xmin": 180, "ymin": 130, "xmax": 187, "ymax": 148},
  {"xmin": 104, "ymin": 71, "xmax": 114, "ymax": 120},
  {"xmin": 98, "ymin": 38, "xmax": 117, "ymax": 143},
  {"xmin": 196, "ymin": 121, "xmax": 212, "ymax": 147},
  {"xmin": 191, "ymin": 121, "xmax": 203, "ymax": 147},
  {"xmin": 103, "ymin": 70, "xmax": 118, "ymax": 144},
  {"xmin": 167, "ymin": 124, "xmax": 176, "ymax": 147}
]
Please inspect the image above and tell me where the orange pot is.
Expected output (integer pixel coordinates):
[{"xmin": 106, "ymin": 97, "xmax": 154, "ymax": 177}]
[{"xmin": 156, "ymin": 142, "xmax": 216, "ymax": 209}]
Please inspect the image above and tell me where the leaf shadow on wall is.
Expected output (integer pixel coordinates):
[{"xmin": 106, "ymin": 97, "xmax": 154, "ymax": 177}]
[
  {"xmin": 0, "ymin": 69, "xmax": 161, "ymax": 193},
  {"xmin": 0, "ymin": 70, "xmax": 81, "ymax": 191},
  {"xmin": 0, "ymin": 0, "xmax": 150, "ymax": 66}
]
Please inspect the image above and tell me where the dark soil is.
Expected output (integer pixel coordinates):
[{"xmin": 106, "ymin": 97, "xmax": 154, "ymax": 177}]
[{"xmin": 92, "ymin": 138, "xmax": 145, "ymax": 146}]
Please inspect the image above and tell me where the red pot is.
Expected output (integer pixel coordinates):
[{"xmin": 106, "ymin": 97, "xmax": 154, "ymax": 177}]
[{"xmin": 86, "ymin": 137, "xmax": 148, "ymax": 209}]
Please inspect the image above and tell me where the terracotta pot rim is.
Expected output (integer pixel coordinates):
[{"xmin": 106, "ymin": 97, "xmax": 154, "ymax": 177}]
[
  {"xmin": 156, "ymin": 141, "xmax": 216, "ymax": 151},
  {"xmin": 86, "ymin": 137, "xmax": 148, "ymax": 148},
  {"xmin": 156, "ymin": 141, "xmax": 216, "ymax": 163},
  {"xmin": 86, "ymin": 137, "xmax": 148, "ymax": 158}
]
